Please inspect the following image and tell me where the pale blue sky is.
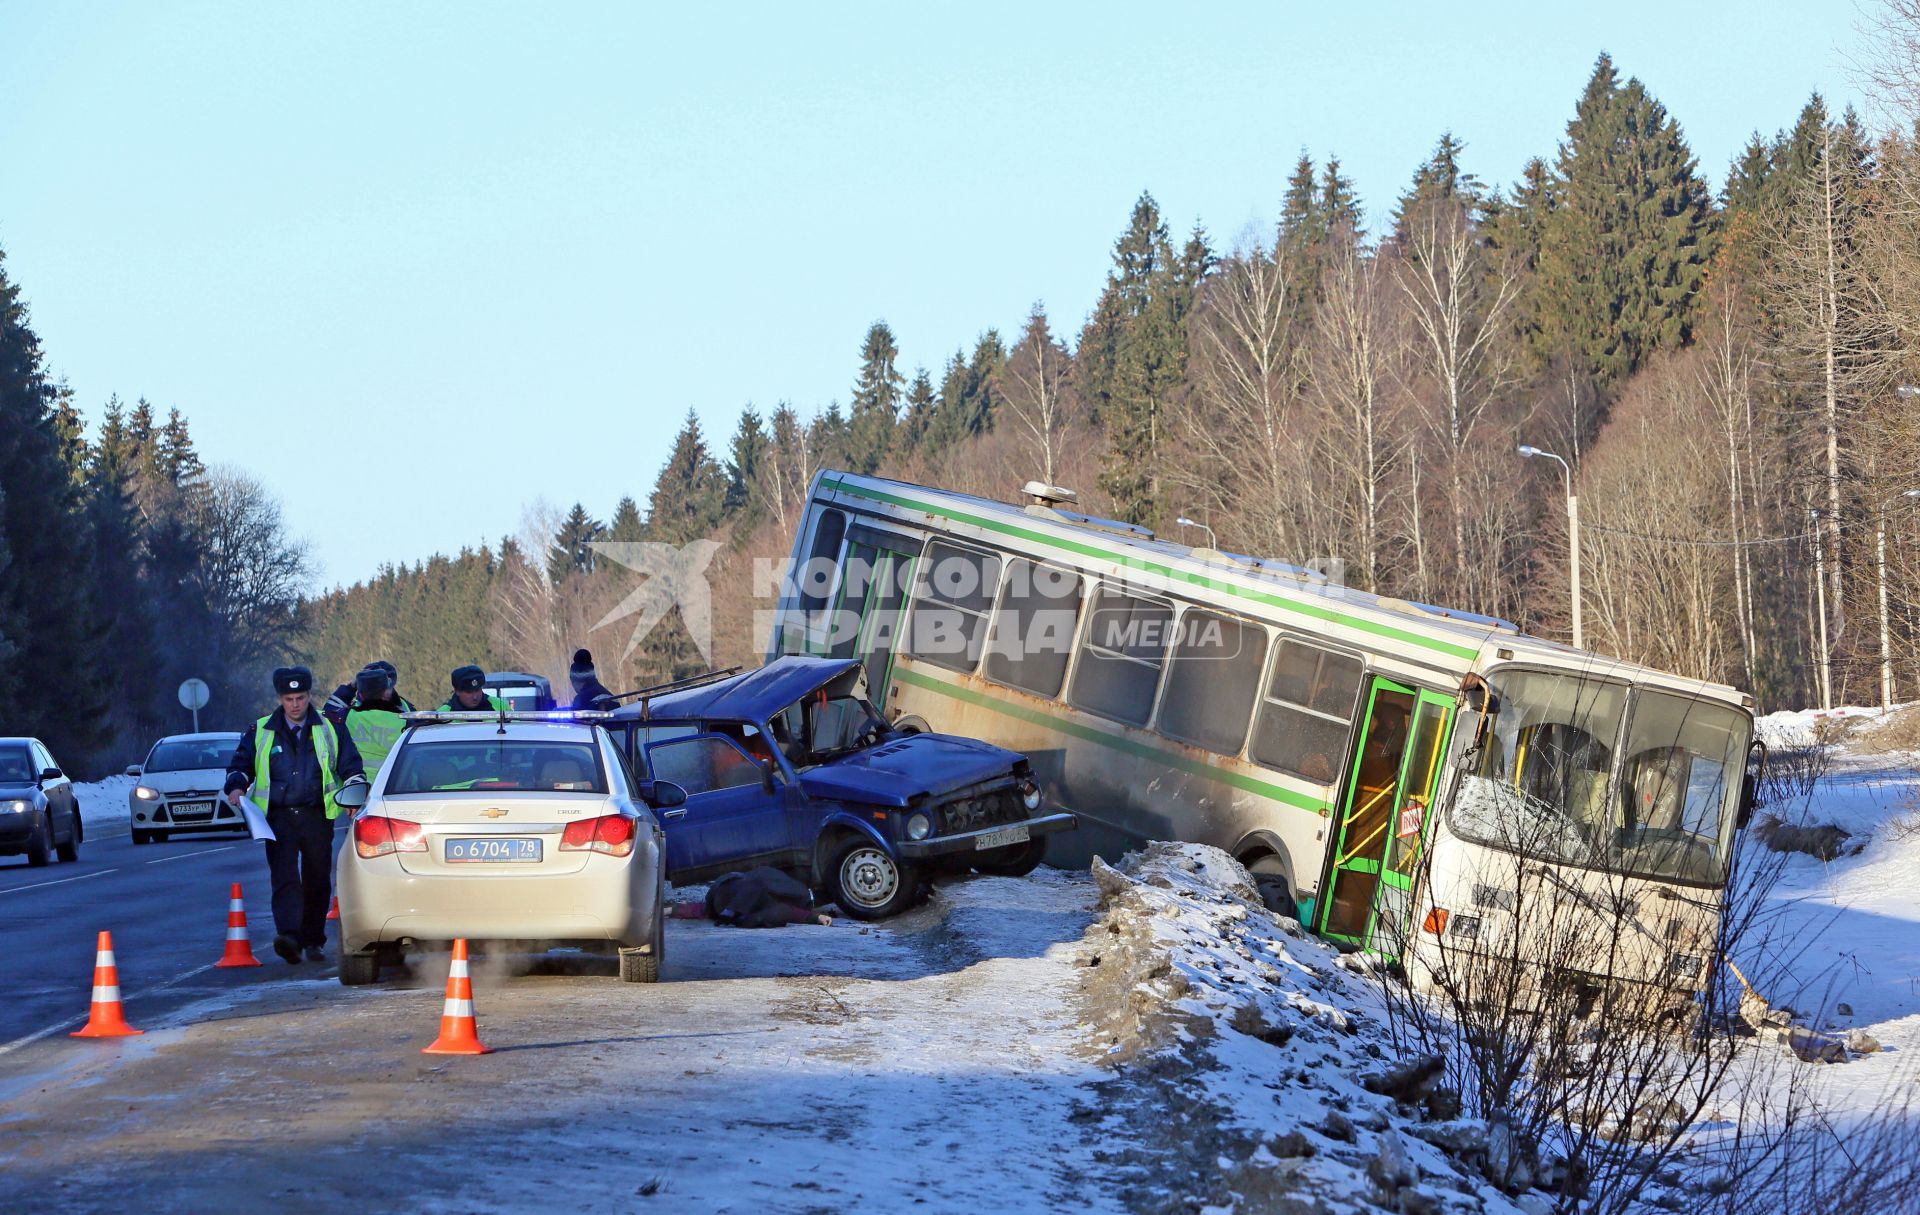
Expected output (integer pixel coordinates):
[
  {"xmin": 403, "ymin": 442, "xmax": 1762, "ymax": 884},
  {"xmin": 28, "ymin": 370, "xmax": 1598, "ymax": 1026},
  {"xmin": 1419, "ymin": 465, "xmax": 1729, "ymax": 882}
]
[{"xmin": 0, "ymin": 2, "xmax": 1870, "ymax": 586}]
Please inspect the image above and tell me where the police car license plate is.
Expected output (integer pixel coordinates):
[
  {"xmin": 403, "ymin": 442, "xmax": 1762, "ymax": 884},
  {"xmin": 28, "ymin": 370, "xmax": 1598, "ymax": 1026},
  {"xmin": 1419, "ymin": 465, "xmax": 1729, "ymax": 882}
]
[
  {"xmin": 446, "ymin": 837, "xmax": 542, "ymax": 863},
  {"xmin": 170, "ymin": 801, "xmax": 214, "ymax": 820},
  {"xmin": 974, "ymin": 825, "xmax": 1030, "ymax": 851}
]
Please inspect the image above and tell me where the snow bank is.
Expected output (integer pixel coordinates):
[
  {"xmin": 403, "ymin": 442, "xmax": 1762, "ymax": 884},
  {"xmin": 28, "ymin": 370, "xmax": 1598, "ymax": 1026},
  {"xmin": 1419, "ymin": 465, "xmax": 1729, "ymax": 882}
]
[
  {"xmin": 1080, "ymin": 842, "xmax": 1535, "ymax": 1215},
  {"xmin": 73, "ymin": 775, "xmax": 137, "ymax": 836}
]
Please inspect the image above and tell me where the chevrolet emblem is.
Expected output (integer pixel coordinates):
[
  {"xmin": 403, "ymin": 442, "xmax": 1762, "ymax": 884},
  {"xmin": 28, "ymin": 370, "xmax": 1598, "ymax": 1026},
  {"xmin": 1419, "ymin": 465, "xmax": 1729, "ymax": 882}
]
[{"xmin": 480, "ymin": 808, "xmax": 508, "ymax": 819}]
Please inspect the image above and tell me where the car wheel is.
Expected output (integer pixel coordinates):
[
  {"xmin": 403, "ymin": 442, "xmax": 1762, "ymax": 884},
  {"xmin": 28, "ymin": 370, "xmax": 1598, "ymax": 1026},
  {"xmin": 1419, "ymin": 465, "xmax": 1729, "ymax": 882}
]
[
  {"xmin": 56, "ymin": 812, "xmax": 80, "ymax": 863},
  {"xmin": 151, "ymin": 830, "xmax": 170, "ymax": 843},
  {"xmin": 338, "ymin": 950, "xmax": 379, "ymax": 986},
  {"xmin": 972, "ymin": 836, "xmax": 1046, "ymax": 878},
  {"xmin": 25, "ymin": 815, "xmax": 52, "ymax": 867},
  {"xmin": 620, "ymin": 875, "xmax": 667, "ymax": 984},
  {"xmin": 131, "ymin": 830, "xmax": 152, "ymax": 846},
  {"xmin": 826, "ymin": 837, "xmax": 919, "ymax": 920}
]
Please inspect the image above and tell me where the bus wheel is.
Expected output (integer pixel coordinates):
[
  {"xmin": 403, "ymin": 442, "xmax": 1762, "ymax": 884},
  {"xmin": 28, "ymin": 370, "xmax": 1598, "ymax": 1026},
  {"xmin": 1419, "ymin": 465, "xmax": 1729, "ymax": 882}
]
[
  {"xmin": 973, "ymin": 837, "xmax": 1046, "ymax": 877},
  {"xmin": 1245, "ymin": 856, "xmax": 1299, "ymax": 920}
]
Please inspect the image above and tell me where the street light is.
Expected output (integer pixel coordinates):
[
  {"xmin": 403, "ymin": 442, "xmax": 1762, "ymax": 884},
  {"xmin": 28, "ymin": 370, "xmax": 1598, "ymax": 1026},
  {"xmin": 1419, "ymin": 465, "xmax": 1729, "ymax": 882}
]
[
  {"xmin": 1518, "ymin": 445, "xmax": 1581, "ymax": 649},
  {"xmin": 1876, "ymin": 488, "xmax": 1920, "ymax": 707},
  {"xmin": 1175, "ymin": 515, "xmax": 1218, "ymax": 550}
]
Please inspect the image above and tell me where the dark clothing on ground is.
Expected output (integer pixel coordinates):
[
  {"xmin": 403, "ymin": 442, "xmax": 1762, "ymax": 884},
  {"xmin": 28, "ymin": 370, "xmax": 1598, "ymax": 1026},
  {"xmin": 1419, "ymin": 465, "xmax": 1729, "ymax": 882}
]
[
  {"xmin": 224, "ymin": 708, "xmax": 364, "ymax": 947},
  {"xmin": 266, "ymin": 805, "xmax": 336, "ymax": 948},
  {"xmin": 223, "ymin": 708, "xmax": 365, "ymax": 810},
  {"xmin": 704, "ymin": 867, "xmax": 817, "ymax": 927},
  {"xmin": 570, "ymin": 676, "xmax": 617, "ymax": 712}
]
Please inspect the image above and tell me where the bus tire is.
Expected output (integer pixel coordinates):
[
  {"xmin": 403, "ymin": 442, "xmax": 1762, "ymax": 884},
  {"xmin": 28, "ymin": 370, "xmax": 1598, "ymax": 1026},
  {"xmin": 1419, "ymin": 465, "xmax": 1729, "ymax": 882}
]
[{"xmin": 1244, "ymin": 854, "xmax": 1300, "ymax": 921}]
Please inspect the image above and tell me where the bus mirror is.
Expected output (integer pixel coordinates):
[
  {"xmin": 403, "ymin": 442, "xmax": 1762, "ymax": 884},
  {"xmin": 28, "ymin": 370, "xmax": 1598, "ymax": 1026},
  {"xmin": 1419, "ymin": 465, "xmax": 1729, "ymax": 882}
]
[
  {"xmin": 1458, "ymin": 674, "xmax": 1496, "ymax": 716},
  {"xmin": 1738, "ymin": 740, "xmax": 1767, "ymax": 830}
]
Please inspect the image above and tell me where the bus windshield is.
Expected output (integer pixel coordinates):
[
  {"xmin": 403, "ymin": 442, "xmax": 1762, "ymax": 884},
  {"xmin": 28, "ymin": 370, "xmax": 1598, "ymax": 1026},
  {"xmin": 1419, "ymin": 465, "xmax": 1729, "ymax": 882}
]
[{"xmin": 1446, "ymin": 670, "xmax": 1747, "ymax": 885}]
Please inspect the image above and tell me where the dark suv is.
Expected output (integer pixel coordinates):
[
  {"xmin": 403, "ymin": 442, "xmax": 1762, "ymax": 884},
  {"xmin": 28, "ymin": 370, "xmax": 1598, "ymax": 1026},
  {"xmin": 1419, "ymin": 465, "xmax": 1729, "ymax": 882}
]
[
  {"xmin": 0, "ymin": 737, "xmax": 82, "ymax": 866},
  {"xmin": 605, "ymin": 657, "xmax": 1073, "ymax": 919}
]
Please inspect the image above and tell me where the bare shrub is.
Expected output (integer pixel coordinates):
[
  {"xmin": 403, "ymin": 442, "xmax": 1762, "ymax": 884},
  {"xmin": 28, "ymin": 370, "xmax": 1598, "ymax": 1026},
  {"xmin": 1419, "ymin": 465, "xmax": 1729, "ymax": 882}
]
[{"xmin": 1760, "ymin": 723, "xmax": 1839, "ymax": 815}]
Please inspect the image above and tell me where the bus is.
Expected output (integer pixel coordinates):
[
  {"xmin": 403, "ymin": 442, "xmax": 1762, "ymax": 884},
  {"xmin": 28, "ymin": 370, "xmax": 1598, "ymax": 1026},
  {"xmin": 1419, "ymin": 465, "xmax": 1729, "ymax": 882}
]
[{"xmin": 769, "ymin": 470, "xmax": 1763, "ymax": 995}]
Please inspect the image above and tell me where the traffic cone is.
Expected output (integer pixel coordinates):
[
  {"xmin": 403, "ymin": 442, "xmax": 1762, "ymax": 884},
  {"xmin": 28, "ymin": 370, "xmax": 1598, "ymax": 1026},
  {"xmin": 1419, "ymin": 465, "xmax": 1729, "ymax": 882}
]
[
  {"xmin": 215, "ymin": 882, "xmax": 262, "ymax": 968},
  {"xmin": 421, "ymin": 939, "xmax": 491, "ymax": 1055},
  {"xmin": 70, "ymin": 931, "xmax": 144, "ymax": 1038},
  {"xmin": 326, "ymin": 895, "xmax": 340, "ymax": 922}
]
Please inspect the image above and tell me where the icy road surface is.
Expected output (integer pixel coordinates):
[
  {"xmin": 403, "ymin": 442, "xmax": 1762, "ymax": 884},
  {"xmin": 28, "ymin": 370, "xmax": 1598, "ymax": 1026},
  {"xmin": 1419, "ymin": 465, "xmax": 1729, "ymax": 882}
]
[{"xmin": 0, "ymin": 866, "xmax": 1124, "ymax": 1214}]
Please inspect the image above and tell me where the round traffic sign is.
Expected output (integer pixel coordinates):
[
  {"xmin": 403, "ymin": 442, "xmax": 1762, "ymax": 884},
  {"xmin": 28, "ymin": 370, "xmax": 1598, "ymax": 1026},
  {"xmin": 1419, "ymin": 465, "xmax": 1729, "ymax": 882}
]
[{"xmin": 178, "ymin": 678, "xmax": 210, "ymax": 712}]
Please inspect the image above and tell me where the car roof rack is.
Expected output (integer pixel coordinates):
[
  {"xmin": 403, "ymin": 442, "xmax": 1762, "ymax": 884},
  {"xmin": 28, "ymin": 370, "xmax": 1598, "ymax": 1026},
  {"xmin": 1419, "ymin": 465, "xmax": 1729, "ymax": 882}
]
[{"xmin": 608, "ymin": 667, "xmax": 744, "ymax": 720}]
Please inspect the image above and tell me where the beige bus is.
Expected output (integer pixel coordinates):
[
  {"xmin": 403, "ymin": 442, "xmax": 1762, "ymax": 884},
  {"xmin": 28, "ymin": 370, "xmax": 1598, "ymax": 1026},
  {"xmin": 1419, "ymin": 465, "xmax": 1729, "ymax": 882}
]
[{"xmin": 769, "ymin": 470, "xmax": 1762, "ymax": 993}]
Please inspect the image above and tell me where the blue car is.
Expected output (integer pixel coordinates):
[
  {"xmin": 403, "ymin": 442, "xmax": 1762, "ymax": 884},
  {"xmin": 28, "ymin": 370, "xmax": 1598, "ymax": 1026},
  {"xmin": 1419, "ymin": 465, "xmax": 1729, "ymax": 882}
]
[{"xmin": 605, "ymin": 656, "xmax": 1075, "ymax": 919}]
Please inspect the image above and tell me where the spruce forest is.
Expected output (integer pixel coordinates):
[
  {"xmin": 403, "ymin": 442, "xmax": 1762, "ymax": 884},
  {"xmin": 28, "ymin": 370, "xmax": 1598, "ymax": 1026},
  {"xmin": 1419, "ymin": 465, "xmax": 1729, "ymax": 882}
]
[{"xmin": 7, "ymin": 49, "xmax": 1920, "ymax": 772}]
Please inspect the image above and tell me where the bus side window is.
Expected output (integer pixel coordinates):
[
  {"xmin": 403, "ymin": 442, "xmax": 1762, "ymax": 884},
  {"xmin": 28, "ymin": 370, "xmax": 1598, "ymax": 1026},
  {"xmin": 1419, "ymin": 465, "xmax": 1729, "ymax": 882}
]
[
  {"xmin": 983, "ymin": 558, "xmax": 1083, "ymax": 698},
  {"xmin": 1067, "ymin": 584, "xmax": 1171, "ymax": 727},
  {"xmin": 906, "ymin": 541, "xmax": 1002, "ymax": 673},
  {"xmin": 796, "ymin": 510, "xmax": 849, "ymax": 616},
  {"xmin": 1157, "ymin": 609, "xmax": 1269, "ymax": 756},
  {"xmin": 1249, "ymin": 641, "xmax": 1363, "ymax": 782}
]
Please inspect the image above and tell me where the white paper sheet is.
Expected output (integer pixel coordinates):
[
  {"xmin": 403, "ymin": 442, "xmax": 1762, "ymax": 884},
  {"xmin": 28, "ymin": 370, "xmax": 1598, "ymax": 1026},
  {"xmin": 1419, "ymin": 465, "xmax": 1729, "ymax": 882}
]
[{"xmin": 237, "ymin": 798, "xmax": 275, "ymax": 842}]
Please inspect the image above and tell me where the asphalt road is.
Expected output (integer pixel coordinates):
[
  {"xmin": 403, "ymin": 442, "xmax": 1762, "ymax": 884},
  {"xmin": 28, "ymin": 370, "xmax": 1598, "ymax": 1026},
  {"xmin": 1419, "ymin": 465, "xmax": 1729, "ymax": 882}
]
[{"xmin": 0, "ymin": 812, "xmax": 305, "ymax": 1053}]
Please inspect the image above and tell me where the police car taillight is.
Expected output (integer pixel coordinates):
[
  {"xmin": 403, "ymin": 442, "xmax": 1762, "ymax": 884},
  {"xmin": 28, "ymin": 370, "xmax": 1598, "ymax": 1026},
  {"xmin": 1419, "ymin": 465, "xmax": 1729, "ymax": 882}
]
[
  {"xmin": 355, "ymin": 815, "xmax": 426, "ymax": 859},
  {"xmin": 558, "ymin": 814, "xmax": 635, "ymax": 857}
]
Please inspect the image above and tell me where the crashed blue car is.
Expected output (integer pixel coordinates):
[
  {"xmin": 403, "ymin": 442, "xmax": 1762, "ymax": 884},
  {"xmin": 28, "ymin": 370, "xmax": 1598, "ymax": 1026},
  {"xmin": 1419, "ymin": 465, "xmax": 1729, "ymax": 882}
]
[{"xmin": 605, "ymin": 656, "xmax": 1074, "ymax": 919}]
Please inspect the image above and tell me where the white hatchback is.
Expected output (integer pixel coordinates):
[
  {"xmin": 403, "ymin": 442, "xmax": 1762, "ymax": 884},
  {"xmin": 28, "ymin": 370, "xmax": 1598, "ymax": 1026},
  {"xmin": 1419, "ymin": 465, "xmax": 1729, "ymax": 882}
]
[{"xmin": 334, "ymin": 718, "xmax": 673, "ymax": 985}]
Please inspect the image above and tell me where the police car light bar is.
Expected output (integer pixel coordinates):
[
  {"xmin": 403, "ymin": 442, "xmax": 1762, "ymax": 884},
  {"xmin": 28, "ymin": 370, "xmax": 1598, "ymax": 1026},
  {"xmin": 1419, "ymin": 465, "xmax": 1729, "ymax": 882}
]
[{"xmin": 399, "ymin": 710, "xmax": 613, "ymax": 723}]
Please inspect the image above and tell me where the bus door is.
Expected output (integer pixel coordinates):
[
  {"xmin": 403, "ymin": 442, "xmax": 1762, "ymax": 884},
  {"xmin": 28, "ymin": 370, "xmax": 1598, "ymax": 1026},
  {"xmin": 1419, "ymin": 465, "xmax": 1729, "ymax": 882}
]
[
  {"xmin": 1319, "ymin": 680, "xmax": 1454, "ymax": 956},
  {"xmin": 826, "ymin": 526, "xmax": 920, "ymax": 702}
]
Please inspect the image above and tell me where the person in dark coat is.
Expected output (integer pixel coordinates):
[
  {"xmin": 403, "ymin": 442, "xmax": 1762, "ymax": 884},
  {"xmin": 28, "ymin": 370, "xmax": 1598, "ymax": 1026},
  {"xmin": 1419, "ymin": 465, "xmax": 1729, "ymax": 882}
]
[
  {"xmin": 224, "ymin": 666, "xmax": 365, "ymax": 965},
  {"xmin": 568, "ymin": 648, "xmax": 618, "ymax": 711}
]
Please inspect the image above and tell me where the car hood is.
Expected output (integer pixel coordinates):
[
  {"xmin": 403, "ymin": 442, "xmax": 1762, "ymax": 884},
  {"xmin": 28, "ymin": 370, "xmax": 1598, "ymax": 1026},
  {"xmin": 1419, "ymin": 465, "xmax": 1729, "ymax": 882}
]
[
  {"xmin": 796, "ymin": 734, "xmax": 1024, "ymax": 808},
  {"xmin": 137, "ymin": 768, "xmax": 230, "ymax": 795},
  {"xmin": 0, "ymin": 782, "xmax": 41, "ymax": 799}
]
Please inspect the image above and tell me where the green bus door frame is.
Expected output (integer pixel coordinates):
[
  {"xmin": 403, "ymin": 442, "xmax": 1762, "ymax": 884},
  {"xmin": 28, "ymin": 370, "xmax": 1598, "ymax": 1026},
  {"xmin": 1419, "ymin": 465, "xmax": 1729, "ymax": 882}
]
[
  {"xmin": 818, "ymin": 538, "xmax": 918, "ymax": 702},
  {"xmin": 1318, "ymin": 678, "xmax": 1455, "ymax": 957}
]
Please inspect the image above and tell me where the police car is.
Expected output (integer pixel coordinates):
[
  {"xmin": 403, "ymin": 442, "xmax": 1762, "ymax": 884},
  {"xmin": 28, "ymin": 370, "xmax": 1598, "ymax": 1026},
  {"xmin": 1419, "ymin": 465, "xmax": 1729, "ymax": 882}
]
[{"xmin": 333, "ymin": 713, "xmax": 676, "ymax": 985}]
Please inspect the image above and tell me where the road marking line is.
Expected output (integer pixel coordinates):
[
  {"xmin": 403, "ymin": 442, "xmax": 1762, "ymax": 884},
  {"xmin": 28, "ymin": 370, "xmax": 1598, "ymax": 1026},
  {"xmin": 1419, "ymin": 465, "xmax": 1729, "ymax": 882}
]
[
  {"xmin": 0, "ymin": 962, "xmax": 223, "ymax": 1059},
  {"xmin": 0, "ymin": 869, "xmax": 119, "ymax": 895},
  {"xmin": 145, "ymin": 845, "xmax": 238, "ymax": 865}
]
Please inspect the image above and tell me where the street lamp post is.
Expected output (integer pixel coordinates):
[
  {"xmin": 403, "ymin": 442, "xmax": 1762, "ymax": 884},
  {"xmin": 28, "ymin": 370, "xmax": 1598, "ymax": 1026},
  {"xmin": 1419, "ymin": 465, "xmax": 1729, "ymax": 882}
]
[
  {"xmin": 1877, "ymin": 487, "xmax": 1920, "ymax": 707},
  {"xmin": 1175, "ymin": 515, "xmax": 1218, "ymax": 550},
  {"xmin": 1518, "ymin": 445, "xmax": 1581, "ymax": 650}
]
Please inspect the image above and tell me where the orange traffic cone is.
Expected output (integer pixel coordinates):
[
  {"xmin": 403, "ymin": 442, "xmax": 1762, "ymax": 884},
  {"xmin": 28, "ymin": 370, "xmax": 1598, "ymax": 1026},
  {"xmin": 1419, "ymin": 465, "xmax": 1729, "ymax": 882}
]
[
  {"xmin": 70, "ymin": 931, "xmax": 144, "ymax": 1038},
  {"xmin": 422, "ymin": 939, "xmax": 491, "ymax": 1055},
  {"xmin": 326, "ymin": 895, "xmax": 340, "ymax": 922},
  {"xmin": 215, "ymin": 882, "xmax": 263, "ymax": 968}
]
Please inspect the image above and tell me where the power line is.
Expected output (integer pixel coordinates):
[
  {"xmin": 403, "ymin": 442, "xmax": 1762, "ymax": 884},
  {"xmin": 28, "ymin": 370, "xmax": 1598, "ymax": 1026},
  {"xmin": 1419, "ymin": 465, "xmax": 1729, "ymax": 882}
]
[{"xmin": 1578, "ymin": 521, "xmax": 1821, "ymax": 548}]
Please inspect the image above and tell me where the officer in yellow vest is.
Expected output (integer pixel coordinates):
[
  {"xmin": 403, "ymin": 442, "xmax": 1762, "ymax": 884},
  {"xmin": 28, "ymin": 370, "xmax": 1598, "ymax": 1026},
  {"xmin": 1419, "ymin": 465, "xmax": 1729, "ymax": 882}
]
[
  {"xmin": 438, "ymin": 665, "xmax": 509, "ymax": 713},
  {"xmin": 222, "ymin": 666, "xmax": 365, "ymax": 965},
  {"xmin": 325, "ymin": 663, "xmax": 415, "ymax": 780}
]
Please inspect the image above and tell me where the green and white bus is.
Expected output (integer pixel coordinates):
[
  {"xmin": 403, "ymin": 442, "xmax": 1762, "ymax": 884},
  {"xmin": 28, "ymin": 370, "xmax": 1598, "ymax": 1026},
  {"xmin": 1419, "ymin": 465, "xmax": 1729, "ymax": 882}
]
[{"xmin": 770, "ymin": 470, "xmax": 1760, "ymax": 991}]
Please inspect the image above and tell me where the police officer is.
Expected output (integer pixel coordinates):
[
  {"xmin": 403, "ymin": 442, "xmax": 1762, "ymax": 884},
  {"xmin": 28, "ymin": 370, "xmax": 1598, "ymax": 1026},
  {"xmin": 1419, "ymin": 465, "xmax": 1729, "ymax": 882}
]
[
  {"xmin": 224, "ymin": 666, "xmax": 365, "ymax": 964},
  {"xmin": 438, "ymin": 664, "xmax": 508, "ymax": 713},
  {"xmin": 567, "ymin": 648, "xmax": 618, "ymax": 711},
  {"xmin": 325, "ymin": 663, "xmax": 415, "ymax": 779}
]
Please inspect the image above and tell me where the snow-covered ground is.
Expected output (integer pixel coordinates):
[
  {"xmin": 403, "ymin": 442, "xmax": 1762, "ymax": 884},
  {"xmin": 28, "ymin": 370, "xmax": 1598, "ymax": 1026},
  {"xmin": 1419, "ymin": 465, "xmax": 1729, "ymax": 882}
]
[{"xmin": 74, "ymin": 773, "xmax": 138, "ymax": 835}]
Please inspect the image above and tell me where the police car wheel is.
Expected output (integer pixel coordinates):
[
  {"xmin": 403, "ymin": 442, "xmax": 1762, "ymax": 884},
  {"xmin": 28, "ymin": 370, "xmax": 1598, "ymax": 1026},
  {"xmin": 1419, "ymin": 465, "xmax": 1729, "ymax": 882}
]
[{"xmin": 827, "ymin": 839, "xmax": 918, "ymax": 921}]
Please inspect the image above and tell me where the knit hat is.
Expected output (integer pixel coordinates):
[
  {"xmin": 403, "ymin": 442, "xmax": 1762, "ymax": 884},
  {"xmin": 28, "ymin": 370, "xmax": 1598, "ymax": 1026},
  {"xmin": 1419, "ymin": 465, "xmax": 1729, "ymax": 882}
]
[
  {"xmin": 273, "ymin": 666, "xmax": 313, "ymax": 695},
  {"xmin": 569, "ymin": 649, "xmax": 596, "ymax": 690}
]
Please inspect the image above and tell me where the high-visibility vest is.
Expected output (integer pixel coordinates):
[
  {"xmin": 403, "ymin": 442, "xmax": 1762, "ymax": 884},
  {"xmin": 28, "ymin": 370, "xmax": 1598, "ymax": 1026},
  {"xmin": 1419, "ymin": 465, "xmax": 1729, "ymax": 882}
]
[
  {"xmin": 250, "ymin": 714, "xmax": 344, "ymax": 819},
  {"xmin": 345, "ymin": 708, "xmax": 407, "ymax": 779},
  {"xmin": 438, "ymin": 696, "xmax": 509, "ymax": 713}
]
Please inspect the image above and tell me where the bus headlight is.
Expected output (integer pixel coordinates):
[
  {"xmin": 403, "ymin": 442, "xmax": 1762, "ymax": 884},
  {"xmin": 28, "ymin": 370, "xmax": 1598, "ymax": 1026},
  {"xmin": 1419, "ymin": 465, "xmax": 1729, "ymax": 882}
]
[
  {"xmin": 906, "ymin": 811, "xmax": 933, "ymax": 841},
  {"xmin": 1018, "ymin": 780, "xmax": 1042, "ymax": 812}
]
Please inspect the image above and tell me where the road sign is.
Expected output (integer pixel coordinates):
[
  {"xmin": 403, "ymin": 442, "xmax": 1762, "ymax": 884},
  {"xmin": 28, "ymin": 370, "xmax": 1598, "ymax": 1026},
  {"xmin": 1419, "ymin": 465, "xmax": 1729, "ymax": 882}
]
[{"xmin": 179, "ymin": 678, "xmax": 209, "ymax": 732}]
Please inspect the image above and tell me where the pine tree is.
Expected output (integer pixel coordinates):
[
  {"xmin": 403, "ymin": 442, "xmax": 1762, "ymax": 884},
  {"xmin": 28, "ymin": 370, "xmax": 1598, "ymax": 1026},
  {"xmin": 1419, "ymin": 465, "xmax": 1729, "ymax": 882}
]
[
  {"xmin": 1394, "ymin": 133, "xmax": 1484, "ymax": 241},
  {"xmin": 1529, "ymin": 54, "xmax": 1714, "ymax": 385},
  {"xmin": 724, "ymin": 405, "xmax": 771, "ymax": 532},
  {"xmin": 898, "ymin": 367, "xmax": 936, "ymax": 452},
  {"xmin": 1278, "ymin": 153, "xmax": 1326, "ymax": 255},
  {"xmin": 548, "ymin": 503, "xmax": 603, "ymax": 584},
  {"xmin": 1320, "ymin": 158, "xmax": 1362, "ymax": 234},
  {"xmin": 607, "ymin": 496, "xmax": 645, "ymax": 543},
  {"xmin": 1077, "ymin": 192, "xmax": 1170, "ymax": 441},
  {"xmin": 846, "ymin": 321, "xmax": 904, "ymax": 474},
  {"xmin": 645, "ymin": 409, "xmax": 728, "ymax": 545}
]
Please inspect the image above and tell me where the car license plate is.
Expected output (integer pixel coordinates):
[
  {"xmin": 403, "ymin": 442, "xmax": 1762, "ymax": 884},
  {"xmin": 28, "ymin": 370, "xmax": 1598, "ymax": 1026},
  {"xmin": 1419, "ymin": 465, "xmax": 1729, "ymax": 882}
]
[
  {"xmin": 445, "ymin": 837, "xmax": 542, "ymax": 863},
  {"xmin": 170, "ymin": 801, "xmax": 214, "ymax": 820},
  {"xmin": 975, "ymin": 824, "xmax": 1031, "ymax": 851}
]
